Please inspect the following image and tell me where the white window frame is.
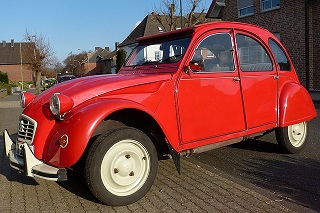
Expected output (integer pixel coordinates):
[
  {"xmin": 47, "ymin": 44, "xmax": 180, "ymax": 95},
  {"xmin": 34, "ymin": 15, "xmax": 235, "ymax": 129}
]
[
  {"xmin": 261, "ymin": 0, "xmax": 280, "ymax": 12},
  {"xmin": 154, "ymin": 50, "xmax": 162, "ymax": 61},
  {"xmin": 238, "ymin": 0, "xmax": 254, "ymax": 18}
]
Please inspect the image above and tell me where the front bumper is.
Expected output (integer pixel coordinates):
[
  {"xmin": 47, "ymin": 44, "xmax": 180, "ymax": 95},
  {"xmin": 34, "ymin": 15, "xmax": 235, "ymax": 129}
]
[{"xmin": 3, "ymin": 129, "xmax": 67, "ymax": 181}]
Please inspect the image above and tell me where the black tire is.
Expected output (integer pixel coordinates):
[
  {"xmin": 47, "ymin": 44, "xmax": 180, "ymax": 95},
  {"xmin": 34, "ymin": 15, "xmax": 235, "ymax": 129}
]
[
  {"xmin": 84, "ymin": 127, "xmax": 158, "ymax": 206},
  {"xmin": 276, "ymin": 122, "xmax": 308, "ymax": 154}
]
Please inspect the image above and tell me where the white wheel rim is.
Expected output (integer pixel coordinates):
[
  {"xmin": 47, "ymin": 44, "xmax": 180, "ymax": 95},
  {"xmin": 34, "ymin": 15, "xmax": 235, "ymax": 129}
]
[
  {"xmin": 100, "ymin": 139, "xmax": 150, "ymax": 196},
  {"xmin": 288, "ymin": 122, "xmax": 307, "ymax": 148}
]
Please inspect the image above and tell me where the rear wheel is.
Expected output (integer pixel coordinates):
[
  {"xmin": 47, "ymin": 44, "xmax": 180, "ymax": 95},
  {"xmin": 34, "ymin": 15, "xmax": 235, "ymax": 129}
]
[
  {"xmin": 85, "ymin": 127, "xmax": 158, "ymax": 206},
  {"xmin": 276, "ymin": 122, "xmax": 308, "ymax": 154}
]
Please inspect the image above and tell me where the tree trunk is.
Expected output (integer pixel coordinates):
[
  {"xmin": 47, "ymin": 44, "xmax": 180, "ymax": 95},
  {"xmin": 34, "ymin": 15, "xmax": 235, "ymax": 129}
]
[{"xmin": 35, "ymin": 70, "xmax": 42, "ymax": 95}]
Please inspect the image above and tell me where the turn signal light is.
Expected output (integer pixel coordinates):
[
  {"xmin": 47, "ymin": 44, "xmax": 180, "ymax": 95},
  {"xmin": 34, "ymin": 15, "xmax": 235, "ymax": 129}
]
[{"xmin": 59, "ymin": 134, "xmax": 68, "ymax": 148}]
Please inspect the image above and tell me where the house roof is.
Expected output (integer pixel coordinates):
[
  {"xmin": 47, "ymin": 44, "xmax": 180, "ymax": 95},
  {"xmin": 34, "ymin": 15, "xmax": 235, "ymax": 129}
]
[
  {"xmin": 118, "ymin": 15, "xmax": 151, "ymax": 47},
  {"xmin": 0, "ymin": 41, "xmax": 33, "ymax": 65},
  {"xmin": 119, "ymin": 14, "xmax": 183, "ymax": 47},
  {"xmin": 101, "ymin": 50, "xmax": 117, "ymax": 61},
  {"xmin": 206, "ymin": 0, "xmax": 225, "ymax": 18},
  {"xmin": 119, "ymin": 13, "xmax": 219, "ymax": 48},
  {"xmin": 87, "ymin": 47, "xmax": 112, "ymax": 63}
]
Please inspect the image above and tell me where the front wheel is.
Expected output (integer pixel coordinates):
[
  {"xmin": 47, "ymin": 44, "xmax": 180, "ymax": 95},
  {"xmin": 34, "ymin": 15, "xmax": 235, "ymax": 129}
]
[
  {"xmin": 85, "ymin": 127, "xmax": 158, "ymax": 206},
  {"xmin": 276, "ymin": 122, "xmax": 308, "ymax": 154}
]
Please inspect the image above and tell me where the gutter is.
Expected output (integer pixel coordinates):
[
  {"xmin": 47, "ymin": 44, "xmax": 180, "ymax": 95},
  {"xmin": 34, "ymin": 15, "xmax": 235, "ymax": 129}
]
[{"xmin": 305, "ymin": 0, "xmax": 310, "ymax": 91}]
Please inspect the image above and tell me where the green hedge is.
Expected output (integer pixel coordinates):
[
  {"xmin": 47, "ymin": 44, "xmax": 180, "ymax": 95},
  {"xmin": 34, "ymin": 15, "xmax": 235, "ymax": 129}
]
[
  {"xmin": 0, "ymin": 82, "xmax": 12, "ymax": 95},
  {"xmin": 0, "ymin": 71, "xmax": 9, "ymax": 84}
]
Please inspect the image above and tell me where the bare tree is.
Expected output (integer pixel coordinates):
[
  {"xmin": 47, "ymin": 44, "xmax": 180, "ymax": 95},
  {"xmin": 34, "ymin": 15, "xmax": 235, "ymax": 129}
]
[
  {"xmin": 22, "ymin": 30, "xmax": 54, "ymax": 94},
  {"xmin": 63, "ymin": 52, "xmax": 87, "ymax": 77},
  {"xmin": 152, "ymin": 0, "xmax": 206, "ymax": 32}
]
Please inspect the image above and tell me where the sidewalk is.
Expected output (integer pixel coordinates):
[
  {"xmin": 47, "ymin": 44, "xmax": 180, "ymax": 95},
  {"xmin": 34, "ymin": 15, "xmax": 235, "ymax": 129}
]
[{"xmin": 0, "ymin": 93, "xmax": 316, "ymax": 212}]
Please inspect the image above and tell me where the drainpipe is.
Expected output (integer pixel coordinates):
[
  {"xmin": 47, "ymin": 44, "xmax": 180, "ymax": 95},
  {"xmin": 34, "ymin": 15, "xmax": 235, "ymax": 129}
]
[{"xmin": 305, "ymin": 0, "xmax": 310, "ymax": 90}]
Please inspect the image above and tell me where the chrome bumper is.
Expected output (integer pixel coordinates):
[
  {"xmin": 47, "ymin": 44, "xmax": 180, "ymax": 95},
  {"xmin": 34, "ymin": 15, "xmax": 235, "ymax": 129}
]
[{"xmin": 3, "ymin": 129, "xmax": 67, "ymax": 181}]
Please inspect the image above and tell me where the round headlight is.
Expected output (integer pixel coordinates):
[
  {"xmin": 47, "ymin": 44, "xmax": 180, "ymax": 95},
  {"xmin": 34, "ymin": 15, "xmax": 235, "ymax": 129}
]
[
  {"xmin": 49, "ymin": 93, "xmax": 74, "ymax": 116},
  {"xmin": 19, "ymin": 92, "xmax": 25, "ymax": 107},
  {"xmin": 19, "ymin": 91, "xmax": 36, "ymax": 108},
  {"xmin": 50, "ymin": 93, "xmax": 60, "ymax": 115}
]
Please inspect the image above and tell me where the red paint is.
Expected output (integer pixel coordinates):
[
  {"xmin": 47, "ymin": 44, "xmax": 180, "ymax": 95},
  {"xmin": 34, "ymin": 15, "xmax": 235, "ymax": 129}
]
[{"xmin": 20, "ymin": 22, "xmax": 316, "ymax": 168}]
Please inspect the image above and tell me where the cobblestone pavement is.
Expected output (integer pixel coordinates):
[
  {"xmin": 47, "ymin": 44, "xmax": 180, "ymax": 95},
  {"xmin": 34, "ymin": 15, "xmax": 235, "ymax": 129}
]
[{"xmin": 0, "ymin": 93, "xmax": 305, "ymax": 212}]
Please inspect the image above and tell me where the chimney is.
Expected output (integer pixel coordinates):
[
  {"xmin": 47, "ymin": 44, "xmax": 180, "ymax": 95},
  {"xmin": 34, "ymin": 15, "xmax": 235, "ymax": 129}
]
[
  {"xmin": 11, "ymin": 39, "xmax": 14, "ymax": 47},
  {"xmin": 115, "ymin": 42, "xmax": 119, "ymax": 50},
  {"xmin": 105, "ymin": 46, "xmax": 110, "ymax": 52},
  {"xmin": 95, "ymin": 47, "xmax": 101, "ymax": 51}
]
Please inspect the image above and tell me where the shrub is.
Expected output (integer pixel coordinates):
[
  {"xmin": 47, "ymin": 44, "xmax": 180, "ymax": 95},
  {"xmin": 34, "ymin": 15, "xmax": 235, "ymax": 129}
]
[
  {"xmin": 0, "ymin": 71, "xmax": 9, "ymax": 84},
  {"xmin": 0, "ymin": 82, "xmax": 12, "ymax": 95}
]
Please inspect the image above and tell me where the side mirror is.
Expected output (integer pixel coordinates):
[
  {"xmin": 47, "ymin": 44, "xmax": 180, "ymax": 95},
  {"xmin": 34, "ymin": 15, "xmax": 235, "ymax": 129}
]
[{"xmin": 189, "ymin": 60, "xmax": 204, "ymax": 72}]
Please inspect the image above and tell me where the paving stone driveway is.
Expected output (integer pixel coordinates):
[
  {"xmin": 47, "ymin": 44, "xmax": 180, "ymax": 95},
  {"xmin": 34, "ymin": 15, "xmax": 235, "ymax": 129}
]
[{"xmin": 0, "ymin": 94, "xmax": 296, "ymax": 212}]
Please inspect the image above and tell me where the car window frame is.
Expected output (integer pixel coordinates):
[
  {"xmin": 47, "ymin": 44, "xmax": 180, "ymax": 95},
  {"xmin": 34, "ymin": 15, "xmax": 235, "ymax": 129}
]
[
  {"xmin": 235, "ymin": 33, "xmax": 274, "ymax": 73},
  {"xmin": 189, "ymin": 32, "xmax": 236, "ymax": 74}
]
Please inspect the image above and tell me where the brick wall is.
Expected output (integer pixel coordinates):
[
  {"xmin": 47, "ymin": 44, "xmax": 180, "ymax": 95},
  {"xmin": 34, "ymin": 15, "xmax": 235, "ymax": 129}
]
[
  {"xmin": 311, "ymin": 1, "xmax": 320, "ymax": 90},
  {"xmin": 0, "ymin": 64, "xmax": 34, "ymax": 83},
  {"xmin": 220, "ymin": 0, "xmax": 320, "ymax": 91}
]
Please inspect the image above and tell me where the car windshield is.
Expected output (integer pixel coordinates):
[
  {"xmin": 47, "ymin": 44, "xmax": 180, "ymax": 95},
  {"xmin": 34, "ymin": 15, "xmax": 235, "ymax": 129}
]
[{"xmin": 125, "ymin": 37, "xmax": 191, "ymax": 66}]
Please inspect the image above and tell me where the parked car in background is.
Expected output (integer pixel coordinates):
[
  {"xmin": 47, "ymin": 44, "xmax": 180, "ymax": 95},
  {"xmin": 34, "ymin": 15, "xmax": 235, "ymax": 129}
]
[
  {"xmin": 3, "ymin": 22, "xmax": 317, "ymax": 206},
  {"xmin": 57, "ymin": 75, "xmax": 76, "ymax": 83},
  {"xmin": 42, "ymin": 78, "xmax": 56, "ymax": 90}
]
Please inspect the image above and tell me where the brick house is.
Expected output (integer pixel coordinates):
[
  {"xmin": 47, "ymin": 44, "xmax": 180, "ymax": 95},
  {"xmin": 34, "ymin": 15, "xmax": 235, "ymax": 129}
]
[
  {"xmin": 80, "ymin": 46, "xmax": 117, "ymax": 75},
  {"xmin": 207, "ymin": 0, "xmax": 320, "ymax": 91},
  {"xmin": 0, "ymin": 40, "xmax": 34, "ymax": 83}
]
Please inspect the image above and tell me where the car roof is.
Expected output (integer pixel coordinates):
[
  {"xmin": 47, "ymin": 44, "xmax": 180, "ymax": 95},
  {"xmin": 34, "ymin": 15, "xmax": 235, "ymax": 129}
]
[{"xmin": 136, "ymin": 21, "xmax": 271, "ymax": 43}]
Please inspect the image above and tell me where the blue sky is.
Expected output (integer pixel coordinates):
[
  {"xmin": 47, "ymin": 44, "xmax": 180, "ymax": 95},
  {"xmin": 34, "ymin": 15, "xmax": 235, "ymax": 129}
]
[{"xmin": 1, "ymin": 0, "xmax": 212, "ymax": 63}]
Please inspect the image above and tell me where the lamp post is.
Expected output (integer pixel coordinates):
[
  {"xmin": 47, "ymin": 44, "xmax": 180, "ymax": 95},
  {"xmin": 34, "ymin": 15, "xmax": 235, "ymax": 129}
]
[
  {"xmin": 180, "ymin": 0, "xmax": 183, "ymax": 28},
  {"xmin": 20, "ymin": 42, "xmax": 24, "ymax": 90}
]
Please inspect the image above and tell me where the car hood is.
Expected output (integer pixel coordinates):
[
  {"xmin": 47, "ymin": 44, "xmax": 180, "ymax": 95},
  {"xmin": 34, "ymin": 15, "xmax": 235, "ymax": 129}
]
[{"xmin": 35, "ymin": 74, "xmax": 172, "ymax": 107}]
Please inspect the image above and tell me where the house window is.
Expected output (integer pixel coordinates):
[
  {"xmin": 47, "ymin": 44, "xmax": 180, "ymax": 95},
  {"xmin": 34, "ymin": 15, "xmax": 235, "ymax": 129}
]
[
  {"xmin": 154, "ymin": 51, "xmax": 162, "ymax": 61},
  {"xmin": 238, "ymin": 0, "xmax": 254, "ymax": 17},
  {"xmin": 261, "ymin": 0, "xmax": 280, "ymax": 12}
]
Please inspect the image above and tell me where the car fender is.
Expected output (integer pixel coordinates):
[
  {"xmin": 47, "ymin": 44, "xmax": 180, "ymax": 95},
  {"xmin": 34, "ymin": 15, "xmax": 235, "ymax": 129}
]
[
  {"xmin": 278, "ymin": 82, "xmax": 317, "ymax": 127},
  {"xmin": 43, "ymin": 98, "xmax": 159, "ymax": 168}
]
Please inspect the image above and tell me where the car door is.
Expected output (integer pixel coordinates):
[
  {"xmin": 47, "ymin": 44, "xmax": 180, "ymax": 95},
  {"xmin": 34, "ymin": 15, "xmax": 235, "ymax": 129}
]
[
  {"xmin": 235, "ymin": 32, "xmax": 278, "ymax": 129},
  {"xmin": 177, "ymin": 30, "xmax": 246, "ymax": 145}
]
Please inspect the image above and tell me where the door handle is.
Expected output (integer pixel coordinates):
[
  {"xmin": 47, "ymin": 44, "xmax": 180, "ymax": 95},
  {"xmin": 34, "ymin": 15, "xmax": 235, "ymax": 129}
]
[
  {"xmin": 273, "ymin": 75, "xmax": 279, "ymax": 80},
  {"xmin": 233, "ymin": 77, "xmax": 240, "ymax": 82}
]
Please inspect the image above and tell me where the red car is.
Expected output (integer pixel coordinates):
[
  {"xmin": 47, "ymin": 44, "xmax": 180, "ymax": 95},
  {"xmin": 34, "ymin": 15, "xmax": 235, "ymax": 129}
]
[{"xmin": 3, "ymin": 22, "xmax": 317, "ymax": 206}]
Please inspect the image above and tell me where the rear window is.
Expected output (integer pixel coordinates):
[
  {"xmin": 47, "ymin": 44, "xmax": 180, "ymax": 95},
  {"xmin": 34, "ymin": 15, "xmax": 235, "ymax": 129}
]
[{"xmin": 268, "ymin": 39, "xmax": 291, "ymax": 71}]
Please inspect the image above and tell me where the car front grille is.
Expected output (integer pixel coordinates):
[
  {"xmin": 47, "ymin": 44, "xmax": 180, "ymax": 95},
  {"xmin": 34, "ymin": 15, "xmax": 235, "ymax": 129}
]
[{"xmin": 17, "ymin": 115, "xmax": 37, "ymax": 145}]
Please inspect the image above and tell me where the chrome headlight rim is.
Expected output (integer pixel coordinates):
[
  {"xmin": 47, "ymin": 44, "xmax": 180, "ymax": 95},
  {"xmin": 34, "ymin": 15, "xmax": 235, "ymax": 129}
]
[
  {"xmin": 50, "ymin": 93, "xmax": 61, "ymax": 116},
  {"xmin": 19, "ymin": 92, "xmax": 26, "ymax": 108}
]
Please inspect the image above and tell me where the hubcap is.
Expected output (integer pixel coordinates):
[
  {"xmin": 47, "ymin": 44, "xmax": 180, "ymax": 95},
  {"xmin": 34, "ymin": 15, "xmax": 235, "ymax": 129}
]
[
  {"xmin": 288, "ymin": 122, "xmax": 306, "ymax": 147},
  {"xmin": 100, "ymin": 139, "xmax": 150, "ymax": 196}
]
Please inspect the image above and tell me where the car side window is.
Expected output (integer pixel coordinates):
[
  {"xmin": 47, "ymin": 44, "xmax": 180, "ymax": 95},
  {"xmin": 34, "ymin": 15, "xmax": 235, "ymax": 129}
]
[
  {"xmin": 236, "ymin": 34, "xmax": 273, "ymax": 72},
  {"xmin": 268, "ymin": 39, "xmax": 291, "ymax": 71},
  {"xmin": 191, "ymin": 33, "xmax": 235, "ymax": 72}
]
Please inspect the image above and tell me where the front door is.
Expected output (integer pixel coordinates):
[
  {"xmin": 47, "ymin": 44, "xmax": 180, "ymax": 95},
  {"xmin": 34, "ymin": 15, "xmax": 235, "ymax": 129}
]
[{"xmin": 177, "ymin": 31, "xmax": 246, "ymax": 144}]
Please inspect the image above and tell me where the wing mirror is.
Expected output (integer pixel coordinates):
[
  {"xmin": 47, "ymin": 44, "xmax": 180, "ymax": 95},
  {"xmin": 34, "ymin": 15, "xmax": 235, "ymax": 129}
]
[{"xmin": 188, "ymin": 60, "xmax": 204, "ymax": 73}]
